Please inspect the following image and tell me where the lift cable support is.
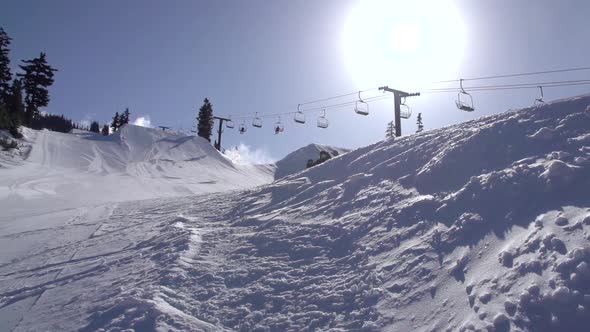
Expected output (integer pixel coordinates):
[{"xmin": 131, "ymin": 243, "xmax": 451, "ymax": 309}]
[
  {"xmin": 535, "ymin": 86, "xmax": 545, "ymax": 105},
  {"xmin": 212, "ymin": 116, "xmax": 231, "ymax": 151},
  {"xmin": 378, "ymin": 86, "xmax": 420, "ymax": 137},
  {"xmin": 158, "ymin": 126, "xmax": 170, "ymax": 131}
]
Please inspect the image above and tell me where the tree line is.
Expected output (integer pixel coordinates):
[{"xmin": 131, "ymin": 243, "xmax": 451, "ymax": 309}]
[
  {"xmin": 0, "ymin": 27, "xmax": 120, "ymax": 142},
  {"xmin": 0, "ymin": 27, "xmax": 58, "ymax": 138}
]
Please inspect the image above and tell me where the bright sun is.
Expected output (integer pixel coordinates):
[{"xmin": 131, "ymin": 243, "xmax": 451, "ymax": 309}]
[{"xmin": 341, "ymin": 0, "xmax": 466, "ymax": 89}]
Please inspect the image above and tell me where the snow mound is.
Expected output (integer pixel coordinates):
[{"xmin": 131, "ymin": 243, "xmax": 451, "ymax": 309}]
[
  {"xmin": 274, "ymin": 143, "xmax": 350, "ymax": 179},
  {"xmin": 0, "ymin": 124, "xmax": 273, "ymax": 211}
]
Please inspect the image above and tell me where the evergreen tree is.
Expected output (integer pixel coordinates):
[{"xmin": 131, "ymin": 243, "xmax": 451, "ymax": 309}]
[
  {"xmin": 416, "ymin": 113, "xmax": 424, "ymax": 133},
  {"xmin": 0, "ymin": 27, "xmax": 13, "ymax": 103},
  {"xmin": 385, "ymin": 120, "xmax": 396, "ymax": 139},
  {"xmin": 17, "ymin": 52, "xmax": 57, "ymax": 126},
  {"xmin": 197, "ymin": 98, "xmax": 214, "ymax": 142},
  {"xmin": 0, "ymin": 103, "xmax": 9, "ymax": 129},
  {"xmin": 90, "ymin": 121, "xmax": 100, "ymax": 133},
  {"xmin": 101, "ymin": 124, "xmax": 109, "ymax": 136},
  {"xmin": 5, "ymin": 79, "xmax": 24, "ymax": 137},
  {"xmin": 119, "ymin": 108, "xmax": 130, "ymax": 126},
  {"xmin": 111, "ymin": 112, "xmax": 120, "ymax": 132}
]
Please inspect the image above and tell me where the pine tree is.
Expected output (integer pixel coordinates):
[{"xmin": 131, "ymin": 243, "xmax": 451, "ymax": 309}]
[
  {"xmin": 111, "ymin": 112, "xmax": 120, "ymax": 132},
  {"xmin": 6, "ymin": 79, "xmax": 24, "ymax": 137},
  {"xmin": 90, "ymin": 121, "xmax": 100, "ymax": 133},
  {"xmin": 101, "ymin": 124, "xmax": 109, "ymax": 136},
  {"xmin": 197, "ymin": 98, "xmax": 214, "ymax": 142},
  {"xmin": 385, "ymin": 120, "xmax": 396, "ymax": 139},
  {"xmin": 17, "ymin": 52, "xmax": 57, "ymax": 126},
  {"xmin": 119, "ymin": 108, "xmax": 130, "ymax": 126},
  {"xmin": 416, "ymin": 113, "xmax": 424, "ymax": 133},
  {"xmin": 0, "ymin": 27, "xmax": 13, "ymax": 103}
]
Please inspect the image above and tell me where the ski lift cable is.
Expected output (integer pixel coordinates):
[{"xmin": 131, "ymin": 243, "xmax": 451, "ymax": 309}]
[
  {"xmin": 297, "ymin": 86, "xmax": 380, "ymax": 107},
  {"xmin": 221, "ymin": 66, "xmax": 590, "ymax": 120},
  {"xmin": 432, "ymin": 65, "xmax": 590, "ymax": 84},
  {"xmin": 422, "ymin": 79, "xmax": 590, "ymax": 92},
  {"xmin": 420, "ymin": 80, "xmax": 590, "ymax": 94}
]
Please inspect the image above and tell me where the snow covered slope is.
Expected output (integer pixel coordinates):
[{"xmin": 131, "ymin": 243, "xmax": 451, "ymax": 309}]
[
  {"xmin": 274, "ymin": 143, "xmax": 350, "ymax": 179},
  {"xmin": 1, "ymin": 95, "xmax": 590, "ymax": 331},
  {"xmin": 0, "ymin": 125, "xmax": 273, "ymax": 213}
]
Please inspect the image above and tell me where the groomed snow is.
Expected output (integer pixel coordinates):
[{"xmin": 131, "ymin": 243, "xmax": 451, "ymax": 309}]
[{"xmin": 1, "ymin": 95, "xmax": 590, "ymax": 331}]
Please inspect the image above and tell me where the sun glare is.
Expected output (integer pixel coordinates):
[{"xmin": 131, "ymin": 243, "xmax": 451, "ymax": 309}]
[{"xmin": 341, "ymin": 0, "xmax": 466, "ymax": 89}]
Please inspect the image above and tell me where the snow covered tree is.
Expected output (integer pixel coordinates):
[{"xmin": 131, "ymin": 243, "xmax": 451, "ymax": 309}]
[
  {"xmin": 90, "ymin": 121, "xmax": 100, "ymax": 133},
  {"xmin": 416, "ymin": 113, "xmax": 424, "ymax": 133},
  {"xmin": 17, "ymin": 52, "xmax": 57, "ymax": 126},
  {"xmin": 101, "ymin": 124, "xmax": 109, "ymax": 136},
  {"xmin": 385, "ymin": 120, "xmax": 395, "ymax": 139},
  {"xmin": 0, "ymin": 27, "xmax": 13, "ymax": 103},
  {"xmin": 197, "ymin": 98, "xmax": 214, "ymax": 142},
  {"xmin": 119, "ymin": 108, "xmax": 130, "ymax": 127},
  {"xmin": 111, "ymin": 112, "xmax": 120, "ymax": 132}
]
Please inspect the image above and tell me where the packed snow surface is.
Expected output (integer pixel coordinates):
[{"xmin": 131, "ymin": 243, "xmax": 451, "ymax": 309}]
[{"xmin": 1, "ymin": 95, "xmax": 590, "ymax": 331}]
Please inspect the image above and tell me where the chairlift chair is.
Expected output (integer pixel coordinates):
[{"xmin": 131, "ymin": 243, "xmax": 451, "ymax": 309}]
[
  {"xmin": 534, "ymin": 86, "xmax": 545, "ymax": 105},
  {"xmin": 226, "ymin": 116, "xmax": 235, "ymax": 129},
  {"xmin": 400, "ymin": 97, "xmax": 412, "ymax": 119},
  {"xmin": 354, "ymin": 91, "xmax": 369, "ymax": 116},
  {"xmin": 274, "ymin": 116, "xmax": 285, "ymax": 134},
  {"xmin": 317, "ymin": 109, "xmax": 329, "ymax": 129},
  {"xmin": 455, "ymin": 79, "xmax": 475, "ymax": 112},
  {"xmin": 252, "ymin": 112, "xmax": 263, "ymax": 128},
  {"xmin": 294, "ymin": 105, "xmax": 306, "ymax": 124},
  {"xmin": 238, "ymin": 121, "xmax": 247, "ymax": 134}
]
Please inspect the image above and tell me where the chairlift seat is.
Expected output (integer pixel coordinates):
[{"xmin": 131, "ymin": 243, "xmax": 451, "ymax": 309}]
[
  {"xmin": 226, "ymin": 120, "xmax": 235, "ymax": 129},
  {"xmin": 355, "ymin": 101, "xmax": 369, "ymax": 116},
  {"xmin": 456, "ymin": 91, "xmax": 475, "ymax": 112},
  {"xmin": 400, "ymin": 105, "xmax": 412, "ymax": 119},
  {"xmin": 317, "ymin": 117, "xmax": 329, "ymax": 129},
  {"xmin": 294, "ymin": 112, "xmax": 305, "ymax": 124},
  {"xmin": 455, "ymin": 101, "xmax": 475, "ymax": 112},
  {"xmin": 252, "ymin": 119, "xmax": 262, "ymax": 128},
  {"xmin": 239, "ymin": 124, "xmax": 247, "ymax": 134}
]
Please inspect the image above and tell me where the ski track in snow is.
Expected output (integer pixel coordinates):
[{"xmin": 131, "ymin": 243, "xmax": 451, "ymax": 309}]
[{"xmin": 1, "ymin": 96, "xmax": 590, "ymax": 331}]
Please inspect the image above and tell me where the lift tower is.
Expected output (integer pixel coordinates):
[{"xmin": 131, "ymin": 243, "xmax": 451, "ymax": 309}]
[
  {"xmin": 378, "ymin": 86, "xmax": 420, "ymax": 137},
  {"xmin": 212, "ymin": 116, "xmax": 230, "ymax": 151}
]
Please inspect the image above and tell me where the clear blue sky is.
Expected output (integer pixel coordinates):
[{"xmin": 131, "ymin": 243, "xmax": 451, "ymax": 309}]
[{"xmin": 2, "ymin": 0, "xmax": 589, "ymax": 160}]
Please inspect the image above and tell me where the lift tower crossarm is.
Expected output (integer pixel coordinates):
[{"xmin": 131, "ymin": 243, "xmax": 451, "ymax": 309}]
[
  {"xmin": 212, "ymin": 116, "xmax": 230, "ymax": 151},
  {"xmin": 379, "ymin": 86, "xmax": 420, "ymax": 137}
]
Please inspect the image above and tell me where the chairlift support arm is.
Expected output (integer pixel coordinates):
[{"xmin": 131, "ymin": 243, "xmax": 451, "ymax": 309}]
[{"xmin": 378, "ymin": 86, "xmax": 420, "ymax": 137}]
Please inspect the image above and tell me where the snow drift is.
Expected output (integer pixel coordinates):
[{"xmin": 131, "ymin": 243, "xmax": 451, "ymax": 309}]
[{"xmin": 1, "ymin": 95, "xmax": 590, "ymax": 331}]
